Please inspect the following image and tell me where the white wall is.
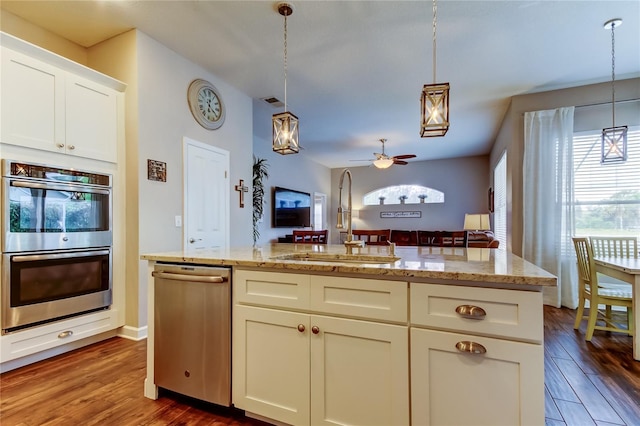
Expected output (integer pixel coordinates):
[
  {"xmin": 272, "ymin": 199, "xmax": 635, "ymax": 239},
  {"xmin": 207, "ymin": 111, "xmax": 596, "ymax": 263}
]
[
  {"xmin": 329, "ymin": 156, "xmax": 490, "ymax": 243},
  {"xmin": 135, "ymin": 32, "xmax": 254, "ymax": 325},
  {"xmin": 491, "ymin": 77, "xmax": 640, "ymax": 255},
  {"xmin": 252, "ymin": 99, "xmax": 332, "ymax": 245}
]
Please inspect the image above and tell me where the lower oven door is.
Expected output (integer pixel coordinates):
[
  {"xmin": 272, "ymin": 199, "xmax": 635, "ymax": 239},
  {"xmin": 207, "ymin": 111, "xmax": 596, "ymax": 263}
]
[{"xmin": 1, "ymin": 248, "xmax": 112, "ymax": 332}]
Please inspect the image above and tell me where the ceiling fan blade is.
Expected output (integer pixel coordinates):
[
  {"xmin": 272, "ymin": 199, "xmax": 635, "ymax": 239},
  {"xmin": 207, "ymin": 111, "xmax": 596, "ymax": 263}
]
[
  {"xmin": 393, "ymin": 160, "xmax": 409, "ymax": 165},
  {"xmin": 349, "ymin": 159, "xmax": 374, "ymax": 162},
  {"xmin": 393, "ymin": 154, "xmax": 416, "ymax": 160}
]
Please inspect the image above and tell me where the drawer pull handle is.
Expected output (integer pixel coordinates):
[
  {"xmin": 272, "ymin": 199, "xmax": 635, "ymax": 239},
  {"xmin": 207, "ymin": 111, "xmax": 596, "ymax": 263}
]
[
  {"xmin": 297, "ymin": 324, "xmax": 305, "ymax": 332},
  {"xmin": 455, "ymin": 305, "xmax": 487, "ymax": 319},
  {"xmin": 58, "ymin": 330, "xmax": 73, "ymax": 339},
  {"xmin": 311, "ymin": 326, "xmax": 320, "ymax": 335},
  {"xmin": 456, "ymin": 341, "xmax": 487, "ymax": 354}
]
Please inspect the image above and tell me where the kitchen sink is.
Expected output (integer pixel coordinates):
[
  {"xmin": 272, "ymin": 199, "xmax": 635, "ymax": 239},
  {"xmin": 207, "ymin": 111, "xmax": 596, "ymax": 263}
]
[{"xmin": 272, "ymin": 252, "xmax": 400, "ymax": 264}]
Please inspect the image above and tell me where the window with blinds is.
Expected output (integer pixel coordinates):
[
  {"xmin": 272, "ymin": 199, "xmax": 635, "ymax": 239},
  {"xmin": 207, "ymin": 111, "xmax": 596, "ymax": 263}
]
[
  {"xmin": 574, "ymin": 126, "xmax": 640, "ymax": 237},
  {"xmin": 493, "ymin": 152, "xmax": 507, "ymax": 249}
]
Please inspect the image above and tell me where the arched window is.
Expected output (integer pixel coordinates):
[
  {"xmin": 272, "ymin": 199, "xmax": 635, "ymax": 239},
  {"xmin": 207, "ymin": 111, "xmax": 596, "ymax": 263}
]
[{"xmin": 363, "ymin": 185, "xmax": 444, "ymax": 205}]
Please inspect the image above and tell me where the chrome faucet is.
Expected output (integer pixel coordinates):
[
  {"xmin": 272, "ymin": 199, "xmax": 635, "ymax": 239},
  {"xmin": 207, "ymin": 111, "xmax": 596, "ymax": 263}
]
[{"xmin": 336, "ymin": 168, "xmax": 365, "ymax": 254}]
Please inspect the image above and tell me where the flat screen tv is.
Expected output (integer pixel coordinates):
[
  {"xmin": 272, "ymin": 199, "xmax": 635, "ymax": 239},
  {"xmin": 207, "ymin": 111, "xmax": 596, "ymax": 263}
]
[{"xmin": 273, "ymin": 186, "xmax": 311, "ymax": 228}]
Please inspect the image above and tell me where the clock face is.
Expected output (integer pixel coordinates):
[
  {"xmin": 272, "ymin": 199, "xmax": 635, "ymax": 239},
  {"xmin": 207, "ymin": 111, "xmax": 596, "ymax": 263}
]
[{"xmin": 188, "ymin": 79, "xmax": 225, "ymax": 130}]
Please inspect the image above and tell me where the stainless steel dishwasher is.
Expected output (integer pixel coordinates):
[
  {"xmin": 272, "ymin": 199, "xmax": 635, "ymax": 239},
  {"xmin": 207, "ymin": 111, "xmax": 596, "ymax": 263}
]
[{"xmin": 152, "ymin": 263, "xmax": 231, "ymax": 406}]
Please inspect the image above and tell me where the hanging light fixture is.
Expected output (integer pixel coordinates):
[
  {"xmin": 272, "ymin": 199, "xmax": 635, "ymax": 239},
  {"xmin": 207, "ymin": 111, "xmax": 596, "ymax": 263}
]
[
  {"xmin": 273, "ymin": 2, "xmax": 299, "ymax": 155},
  {"xmin": 420, "ymin": 0, "xmax": 449, "ymax": 138},
  {"xmin": 601, "ymin": 18, "xmax": 627, "ymax": 164}
]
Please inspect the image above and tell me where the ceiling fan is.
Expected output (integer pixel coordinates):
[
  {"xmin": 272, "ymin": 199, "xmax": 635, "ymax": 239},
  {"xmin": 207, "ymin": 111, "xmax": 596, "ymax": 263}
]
[{"xmin": 350, "ymin": 139, "xmax": 417, "ymax": 169}]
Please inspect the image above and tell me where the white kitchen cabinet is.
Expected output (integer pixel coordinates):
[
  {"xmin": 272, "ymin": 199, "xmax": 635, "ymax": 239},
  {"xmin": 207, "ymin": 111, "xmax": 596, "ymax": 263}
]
[
  {"xmin": 1, "ymin": 45, "xmax": 119, "ymax": 162},
  {"xmin": 411, "ymin": 328, "xmax": 543, "ymax": 426},
  {"xmin": 410, "ymin": 282, "xmax": 545, "ymax": 426},
  {"xmin": 232, "ymin": 270, "xmax": 410, "ymax": 426}
]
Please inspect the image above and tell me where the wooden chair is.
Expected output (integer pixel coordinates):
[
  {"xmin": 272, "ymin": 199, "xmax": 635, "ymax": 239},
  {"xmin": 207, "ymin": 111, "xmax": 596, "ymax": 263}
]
[
  {"xmin": 292, "ymin": 230, "xmax": 328, "ymax": 244},
  {"xmin": 590, "ymin": 236, "xmax": 638, "ymax": 259},
  {"xmin": 352, "ymin": 229, "xmax": 391, "ymax": 246},
  {"xmin": 572, "ymin": 237, "xmax": 633, "ymax": 341},
  {"xmin": 417, "ymin": 231, "xmax": 438, "ymax": 246}
]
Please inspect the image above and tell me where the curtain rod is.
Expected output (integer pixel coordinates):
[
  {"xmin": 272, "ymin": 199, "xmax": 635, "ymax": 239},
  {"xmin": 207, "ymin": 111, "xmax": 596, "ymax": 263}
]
[{"xmin": 575, "ymin": 98, "xmax": 640, "ymax": 109}]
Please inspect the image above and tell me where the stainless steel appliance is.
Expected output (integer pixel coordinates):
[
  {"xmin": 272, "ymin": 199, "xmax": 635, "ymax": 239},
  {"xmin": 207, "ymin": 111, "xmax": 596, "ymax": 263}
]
[
  {"xmin": 2, "ymin": 160, "xmax": 112, "ymax": 253},
  {"xmin": 1, "ymin": 160, "xmax": 113, "ymax": 333},
  {"xmin": 152, "ymin": 263, "xmax": 231, "ymax": 406},
  {"xmin": 1, "ymin": 248, "xmax": 112, "ymax": 332}
]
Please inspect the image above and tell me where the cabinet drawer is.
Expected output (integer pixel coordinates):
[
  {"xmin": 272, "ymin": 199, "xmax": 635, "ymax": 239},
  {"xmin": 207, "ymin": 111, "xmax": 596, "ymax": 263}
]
[
  {"xmin": 0, "ymin": 309, "xmax": 117, "ymax": 363},
  {"xmin": 410, "ymin": 283, "xmax": 542, "ymax": 343},
  {"xmin": 309, "ymin": 276, "xmax": 408, "ymax": 323},
  {"xmin": 234, "ymin": 269, "xmax": 310, "ymax": 310}
]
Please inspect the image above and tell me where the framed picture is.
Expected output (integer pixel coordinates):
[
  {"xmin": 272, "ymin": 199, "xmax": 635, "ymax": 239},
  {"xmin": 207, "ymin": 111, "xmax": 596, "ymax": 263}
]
[{"xmin": 147, "ymin": 159, "xmax": 166, "ymax": 182}]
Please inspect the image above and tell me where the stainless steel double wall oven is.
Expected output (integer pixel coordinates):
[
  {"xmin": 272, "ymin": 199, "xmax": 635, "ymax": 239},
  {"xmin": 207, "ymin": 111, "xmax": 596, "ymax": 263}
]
[{"xmin": 1, "ymin": 161, "xmax": 113, "ymax": 333}]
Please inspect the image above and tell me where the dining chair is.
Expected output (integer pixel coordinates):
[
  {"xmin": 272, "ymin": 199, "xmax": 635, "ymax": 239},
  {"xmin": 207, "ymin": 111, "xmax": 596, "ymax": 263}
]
[
  {"xmin": 590, "ymin": 236, "xmax": 638, "ymax": 259},
  {"xmin": 292, "ymin": 230, "xmax": 328, "ymax": 244},
  {"xmin": 439, "ymin": 231, "xmax": 468, "ymax": 247},
  {"xmin": 351, "ymin": 229, "xmax": 391, "ymax": 245},
  {"xmin": 572, "ymin": 237, "xmax": 633, "ymax": 341}
]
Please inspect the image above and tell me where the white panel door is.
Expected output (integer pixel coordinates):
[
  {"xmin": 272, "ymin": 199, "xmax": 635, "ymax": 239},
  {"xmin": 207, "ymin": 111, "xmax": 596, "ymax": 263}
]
[{"xmin": 184, "ymin": 137, "xmax": 229, "ymax": 250}]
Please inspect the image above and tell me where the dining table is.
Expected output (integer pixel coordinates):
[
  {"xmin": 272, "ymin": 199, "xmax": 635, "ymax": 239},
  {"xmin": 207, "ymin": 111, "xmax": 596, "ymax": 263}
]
[{"xmin": 593, "ymin": 255, "xmax": 640, "ymax": 361}]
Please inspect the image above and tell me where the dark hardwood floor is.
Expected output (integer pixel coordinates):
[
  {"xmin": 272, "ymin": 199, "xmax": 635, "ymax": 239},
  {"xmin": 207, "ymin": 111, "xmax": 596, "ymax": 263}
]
[{"xmin": 1, "ymin": 306, "xmax": 638, "ymax": 425}]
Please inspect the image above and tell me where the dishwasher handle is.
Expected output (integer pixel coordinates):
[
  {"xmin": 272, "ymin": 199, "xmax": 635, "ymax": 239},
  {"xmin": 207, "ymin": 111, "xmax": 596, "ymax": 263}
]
[{"xmin": 152, "ymin": 270, "xmax": 227, "ymax": 283}]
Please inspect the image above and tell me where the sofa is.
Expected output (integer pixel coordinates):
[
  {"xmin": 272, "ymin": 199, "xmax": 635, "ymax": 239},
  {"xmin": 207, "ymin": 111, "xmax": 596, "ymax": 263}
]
[
  {"xmin": 467, "ymin": 230, "xmax": 500, "ymax": 248},
  {"xmin": 387, "ymin": 229, "xmax": 499, "ymax": 248}
]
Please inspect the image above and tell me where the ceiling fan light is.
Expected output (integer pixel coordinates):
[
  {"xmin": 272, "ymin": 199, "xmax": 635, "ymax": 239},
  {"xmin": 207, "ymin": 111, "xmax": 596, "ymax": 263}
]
[
  {"xmin": 373, "ymin": 158, "xmax": 394, "ymax": 169},
  {"xmin": 420, "ymin": 82, "xmax": 450, "ymax": 137},
  {"xmin": 273, "ymin": 111, "xmax": 299, "ymax": 155}
]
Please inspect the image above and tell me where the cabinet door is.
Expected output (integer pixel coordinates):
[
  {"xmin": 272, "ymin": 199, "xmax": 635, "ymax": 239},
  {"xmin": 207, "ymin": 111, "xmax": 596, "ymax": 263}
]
[
  {"xmin": 233, "ymin": 305, "xmax": 310, "ymax": 426},
  {"xmin": 65, "ymin": 75, "xmax": 118, "ymax": 162},
  {"xmin": 411, "ymin": 328, "xmax": 544, "ymax": 426},
  {"xmin": 310, "ymin": 315, "xmax": 410, "ymax": 426},
  {"xmin": 1, "ymin": 47, "xmax": 65, "ymax": 151}
]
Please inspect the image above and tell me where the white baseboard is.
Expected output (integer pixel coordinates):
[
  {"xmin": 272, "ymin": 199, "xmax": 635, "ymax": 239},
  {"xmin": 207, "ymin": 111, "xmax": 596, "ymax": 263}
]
[{"xmin": 118, "ymin": 325, "xmax": 148, "ymax": 341}]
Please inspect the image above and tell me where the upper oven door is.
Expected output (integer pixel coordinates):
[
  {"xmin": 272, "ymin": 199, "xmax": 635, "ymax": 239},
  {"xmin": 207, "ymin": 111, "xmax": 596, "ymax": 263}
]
[{"xmin": 3, "ymin": 178, "xmax": 112, "ymax": 252}]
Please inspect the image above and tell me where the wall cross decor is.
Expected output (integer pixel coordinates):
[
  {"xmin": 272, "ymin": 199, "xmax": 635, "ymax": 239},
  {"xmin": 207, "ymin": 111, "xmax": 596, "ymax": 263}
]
[{"xmin": 235, "ymin": 179, "xmax": 249, "ymax": 208}]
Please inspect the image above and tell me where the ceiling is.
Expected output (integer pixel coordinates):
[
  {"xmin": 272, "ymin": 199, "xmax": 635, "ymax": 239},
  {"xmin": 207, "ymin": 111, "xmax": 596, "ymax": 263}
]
[{"xmin": 2, "ymin": 1, "xmax": 639, "ymax": 168}]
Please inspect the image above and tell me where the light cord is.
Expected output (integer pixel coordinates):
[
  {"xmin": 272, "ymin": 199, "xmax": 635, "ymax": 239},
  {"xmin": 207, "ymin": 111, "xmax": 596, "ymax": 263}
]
[
  {"xmin": 432, "ymin": 0, "xmax": 437, "ymax": 84},
  {"xmin": 610, "ymin": 21, "xmax": 616, "ymax": 127}
]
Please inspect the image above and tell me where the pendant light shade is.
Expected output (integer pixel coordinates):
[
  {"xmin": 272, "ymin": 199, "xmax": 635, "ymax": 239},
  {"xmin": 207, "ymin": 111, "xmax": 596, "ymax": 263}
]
[
  {"xmin": 420, "ymin": 0, "xmax": 449, "ymax": 138},
  {"xmin": 601, "ymin": 18, "xmax": 627, "ymax": 163},
  {"xmin": 273, "ymin": 2, "xmax": 299, "ymax": 155},
  {"xmin": 273, "ymin": 111, "xmax": 299, "ymax": 155}
]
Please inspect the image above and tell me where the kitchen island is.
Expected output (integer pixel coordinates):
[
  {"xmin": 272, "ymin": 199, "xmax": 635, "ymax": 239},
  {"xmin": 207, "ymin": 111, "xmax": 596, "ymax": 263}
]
[{"xmin": 142, "ymin": 243, "xmax": 556, "ymax": 426}]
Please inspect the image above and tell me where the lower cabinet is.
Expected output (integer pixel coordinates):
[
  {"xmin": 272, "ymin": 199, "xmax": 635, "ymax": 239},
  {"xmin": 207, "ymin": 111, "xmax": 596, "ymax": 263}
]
[
  {"xmin": 233, "ymin": 304, "xmax": 410, "ymax": 426},
  {"xmin": 411, "ymin": 325, "xmax": 544, "ymax": 426}
]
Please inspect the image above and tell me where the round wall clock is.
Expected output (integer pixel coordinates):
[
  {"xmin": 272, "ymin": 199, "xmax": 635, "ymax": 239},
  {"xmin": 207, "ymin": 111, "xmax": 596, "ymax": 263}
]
[{"xmin": 187, "ymin": 79, "xmax": 225, "ymax": 130}]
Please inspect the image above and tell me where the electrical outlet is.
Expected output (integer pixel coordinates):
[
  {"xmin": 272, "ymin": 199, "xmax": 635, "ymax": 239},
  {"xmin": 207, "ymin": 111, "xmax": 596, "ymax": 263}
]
[{"xmin": 174, "ymin": 215, "xmax": 182, "ymax": 227}]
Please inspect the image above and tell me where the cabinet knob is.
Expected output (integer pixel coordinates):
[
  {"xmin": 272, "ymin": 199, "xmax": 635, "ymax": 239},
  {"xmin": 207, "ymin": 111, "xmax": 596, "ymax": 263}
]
[
  {"xmin": 68, "ymin": 145, "xmax": 75, "ymax": 150},
  {"xmin": 455, "ymin": 304, "xmax": 487, "ymax": 320},
  {"xmin": 311, "ymin": 326, "xmax": 320, "ymax": 334},
  {"xmin": 455, "ymin": 341, "xmax": 487, "ymax": 354},
  {"xmin": 297, "ymin": 324, "xmax": 305, "ymax": 332},
  {"xmin": 57, "ymin": 143, "xmax": 65, "ymax": 148}
]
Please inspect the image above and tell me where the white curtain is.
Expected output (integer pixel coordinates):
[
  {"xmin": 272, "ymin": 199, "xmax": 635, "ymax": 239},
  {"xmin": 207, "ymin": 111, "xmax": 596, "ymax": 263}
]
[{"xmin": 523, "ymin": 107, "xmax": 577, "ymax": 308}]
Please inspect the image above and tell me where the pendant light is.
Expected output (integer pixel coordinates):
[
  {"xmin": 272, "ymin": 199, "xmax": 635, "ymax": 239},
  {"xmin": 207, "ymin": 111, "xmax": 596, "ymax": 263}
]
[
  {"xmin": 272, "ymin": 2, "xmax": 300, "ymax": 155},
  {"xmin": 420, "ymin": 0, "xmax": 449, "ymax": 138},
  {"xmin": 601, "ymin": 18, "xmax": 627, "ymax": 163}
]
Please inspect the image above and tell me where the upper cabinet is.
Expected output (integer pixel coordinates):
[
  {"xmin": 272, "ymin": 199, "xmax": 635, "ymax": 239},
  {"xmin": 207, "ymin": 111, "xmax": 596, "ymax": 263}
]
[{"xmin": 0, "ymin": 33, "xmax": 125, "ymax": 163}]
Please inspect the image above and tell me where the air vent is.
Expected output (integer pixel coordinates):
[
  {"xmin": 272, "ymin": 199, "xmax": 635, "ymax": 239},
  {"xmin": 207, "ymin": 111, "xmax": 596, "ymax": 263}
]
[{"xmin": 262, "ymin": 97, "xmax": 284, "ymax": 108}]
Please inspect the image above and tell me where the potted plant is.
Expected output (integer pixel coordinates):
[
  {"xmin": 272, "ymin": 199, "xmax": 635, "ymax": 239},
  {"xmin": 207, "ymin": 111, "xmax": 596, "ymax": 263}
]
[{"xmin": 252, "ymin": 156, "xmax": 269, "ymax": 245}]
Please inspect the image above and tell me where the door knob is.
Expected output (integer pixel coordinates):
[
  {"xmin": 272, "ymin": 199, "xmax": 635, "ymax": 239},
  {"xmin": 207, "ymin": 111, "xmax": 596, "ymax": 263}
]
[{"xmin": 311, "ymin": 326, "xmax": 320, "ymax": 334}]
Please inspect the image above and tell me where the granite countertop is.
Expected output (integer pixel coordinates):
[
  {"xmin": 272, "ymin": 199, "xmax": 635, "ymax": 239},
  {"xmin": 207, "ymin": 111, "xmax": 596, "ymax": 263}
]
[{"xmin": 141, "ymin": 243, "xmax": 557, "ymax": 288}]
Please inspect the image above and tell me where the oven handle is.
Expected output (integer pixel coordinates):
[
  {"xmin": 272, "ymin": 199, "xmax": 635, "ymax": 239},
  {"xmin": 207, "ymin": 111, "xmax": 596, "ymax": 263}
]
[
  {"xmin": 152, "ymin": 271, "xmax": 227, "ymax": 284},
  {"xmin": 11, "ymin": 249, "xmax": 111, "ymax": 263},
  {"xmin": 11, "ymin": 180, "xmax": 111, "ymax": 195}
]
